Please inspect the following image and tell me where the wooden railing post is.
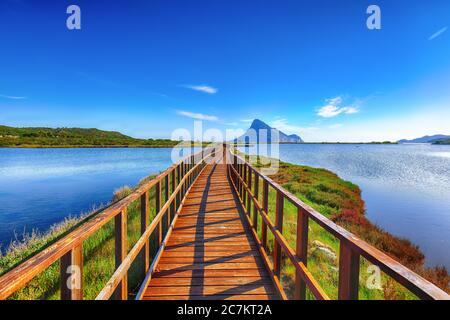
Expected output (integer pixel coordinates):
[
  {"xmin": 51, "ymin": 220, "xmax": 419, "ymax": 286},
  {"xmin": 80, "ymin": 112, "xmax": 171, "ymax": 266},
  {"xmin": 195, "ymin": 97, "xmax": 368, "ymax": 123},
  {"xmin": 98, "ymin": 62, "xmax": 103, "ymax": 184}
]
[
  {"xmin": 155, "ymin": 182, "xmax": 162, "ymax": 246},
  {"xmin": 183, "ymin": 162, "xmax": 188, "ymax": 196},
  {"xmin": 253, "ymin": 173, "xmax": 259, "ymax": 229},
  {"xmin": 176, "ymin": 164, "xmax": 181, "ymax": 209},
  {"xmin": 238, "ymin": 163, "xmax": 242, "ymax": 196},
  {"xmin": 192, "ymin": 154, "xmax": 195, "ymax": 178},
  {"xmin": 295, "ymin": 207, "xmax": 309, "ymax": 300},
  {"xmin": 165, "ymin": 174, "xmax": 170, "ymax": 229},
  {"xmin": 261, "ymin": 180, "xmax": 269, "ymax": 249},
  {"xmin": 171, "ymin": 170, "xmax": 176, "ymax": 220},
  {"xmin": 222, "ymin": 143, "xmax": 227, "ymax": 163},
  {"xmin": 180, "ymin": 162, "xmax": 184, "ymax": 198},
  {"xmin": 141, "ymin": 192, "xmax": 149, "ymax": 273},
  {"xmin": 243, "ymin": 164, "xmax": 247, "ymax": 206},
  {"xmin": 240, "ymin": 163, "xmax": 244, "ymax": 197},
  {"xmin": 338, "ymin": 240, "xmax": 360, "ymax": 300},
  {"xmin": 60, "ymin": 244, "xmax": 83, "ymax": 300},
  {"xmin": 114, "ymin": 209, "xmax": 127, "ymax": 300},
  {"xmin": 273, "ymin": 190, "xmax": 284, "ymax": 278},
  {"xmin": 246, "ymin": 167, "xmax": 252, "ymax": 215}
]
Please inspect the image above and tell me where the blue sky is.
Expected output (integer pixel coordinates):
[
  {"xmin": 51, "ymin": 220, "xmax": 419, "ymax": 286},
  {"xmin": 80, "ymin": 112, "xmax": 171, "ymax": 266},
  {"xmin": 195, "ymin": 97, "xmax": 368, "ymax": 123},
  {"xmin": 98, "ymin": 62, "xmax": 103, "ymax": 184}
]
[{"xmin": 1, "ymin": 0, "xmax": 449, "ymax": 142}]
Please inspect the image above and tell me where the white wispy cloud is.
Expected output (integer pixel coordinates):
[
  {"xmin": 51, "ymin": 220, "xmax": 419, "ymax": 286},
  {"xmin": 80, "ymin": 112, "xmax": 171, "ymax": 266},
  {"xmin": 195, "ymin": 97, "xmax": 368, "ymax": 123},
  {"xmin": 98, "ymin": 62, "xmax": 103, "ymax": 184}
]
[
  {"xmin": 328, "ymin": 123, "xmax": 343, "ymax": 129},
  {"xmin": 177, "ymin": 110, "xmax": 218, "ymax": 121},
  {"xmin": 317, "ymin": 96, "xmax": 359, "ymax": 118},
  {"xmin": 270, "ymin": 118, "xmax": 318, "ymax": 135},
  {"xmin": 0, "ymin": 94, "xmax": 27, "ymax": 100},
  {"xmin": 183, "ymin": 85, "xmax": 218, "ymax": 94},
  {"xmin": 429, "ymin": 27, "xmax": 448, "ymax": 40}
]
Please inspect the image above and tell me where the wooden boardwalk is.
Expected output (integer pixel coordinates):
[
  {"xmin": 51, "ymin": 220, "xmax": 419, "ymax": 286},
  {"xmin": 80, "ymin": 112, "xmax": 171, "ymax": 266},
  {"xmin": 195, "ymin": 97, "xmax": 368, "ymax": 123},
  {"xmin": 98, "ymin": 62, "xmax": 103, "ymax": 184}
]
[
  {"xmin": 2, "ymin": 146, "xmax": 448, "ymax": 301},
  {"xmin": 143, "ymin": 164, "xmax": 278, "ymax": 300}
]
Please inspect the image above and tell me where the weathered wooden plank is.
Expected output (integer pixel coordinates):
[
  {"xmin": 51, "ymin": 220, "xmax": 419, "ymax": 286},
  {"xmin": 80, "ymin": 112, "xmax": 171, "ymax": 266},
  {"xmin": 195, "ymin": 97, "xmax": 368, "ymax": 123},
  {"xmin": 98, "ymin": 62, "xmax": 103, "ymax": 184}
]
[
  {"xmin": 159, "ymin": 256, "xmax": 262, "ymax": 264},
  {"xmin": 149, "ymin": 277, "xmax": 272, "ymax": 287},
  {"xmin": 157, "ymin": 262, "xmax": 265, "ymax": 271},
  {"xmin": 145, "ymin": 285, "xmax": 275, "ymax": 296},
  {"xmin": 153, "ymin": 269, "xmax": 269, "ymax": 278},
  {"xmin": 162, "ymin": 250, "xmax": 259, "ymax": 257}
]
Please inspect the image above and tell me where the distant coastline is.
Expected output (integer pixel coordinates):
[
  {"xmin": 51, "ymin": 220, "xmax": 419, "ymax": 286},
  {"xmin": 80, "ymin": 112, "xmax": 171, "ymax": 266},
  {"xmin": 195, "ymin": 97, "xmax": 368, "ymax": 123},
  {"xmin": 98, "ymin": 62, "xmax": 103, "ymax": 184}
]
[
  {"xmin": 0, "ymin": 125, "xmax": 206, "ymax": 148},
  {"xmin": 0, "ymin": 144, "xmax": 204, "ymax": 149}
]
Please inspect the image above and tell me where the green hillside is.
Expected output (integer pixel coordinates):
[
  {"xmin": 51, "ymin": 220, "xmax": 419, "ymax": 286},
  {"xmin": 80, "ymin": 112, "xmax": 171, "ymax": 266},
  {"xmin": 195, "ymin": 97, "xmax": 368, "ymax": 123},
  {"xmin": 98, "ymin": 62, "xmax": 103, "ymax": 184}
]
[{"xmin": 0, "ymin": 125, "xmax": 187, "ymax": 147}]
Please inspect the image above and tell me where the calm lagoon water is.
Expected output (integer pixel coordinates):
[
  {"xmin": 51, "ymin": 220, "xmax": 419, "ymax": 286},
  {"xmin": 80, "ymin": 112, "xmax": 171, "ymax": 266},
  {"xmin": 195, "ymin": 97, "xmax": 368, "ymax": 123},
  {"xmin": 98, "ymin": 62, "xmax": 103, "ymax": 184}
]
[
  {"xmin": 0, "ymin": 147, "xmax": 198, "ymax": 252},
  {"xmin": 1, "ymin": 145, "xmax": 449, "ymax": 269},
  {"xmin": 238, "ymin": 144, "xmax": 450, "ymax": 269}
]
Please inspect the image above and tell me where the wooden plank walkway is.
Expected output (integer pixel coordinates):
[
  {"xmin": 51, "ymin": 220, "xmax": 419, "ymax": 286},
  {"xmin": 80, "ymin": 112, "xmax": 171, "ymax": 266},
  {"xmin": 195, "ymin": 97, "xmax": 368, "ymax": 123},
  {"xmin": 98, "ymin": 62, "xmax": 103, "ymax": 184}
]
[{"xmin": 142, "ymin": 163, "xmax": 278, "ymax": 300}]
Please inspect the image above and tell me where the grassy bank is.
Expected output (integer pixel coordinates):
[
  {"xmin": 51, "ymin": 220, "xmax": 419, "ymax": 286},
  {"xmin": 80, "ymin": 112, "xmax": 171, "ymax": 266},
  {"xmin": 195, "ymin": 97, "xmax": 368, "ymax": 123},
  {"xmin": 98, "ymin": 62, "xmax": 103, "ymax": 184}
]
[{"xmin": 245, "ymin": 155, "xmax": 449, "ymax": 299}]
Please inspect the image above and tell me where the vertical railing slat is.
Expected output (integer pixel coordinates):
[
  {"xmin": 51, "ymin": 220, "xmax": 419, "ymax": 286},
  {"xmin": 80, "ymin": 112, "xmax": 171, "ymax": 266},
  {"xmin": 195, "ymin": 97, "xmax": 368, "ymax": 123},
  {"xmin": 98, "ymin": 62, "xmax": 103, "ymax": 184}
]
[
  {"xmin": 253, "ymin": 173, "xmax": 259, "ymax": 229},
  {"xmin": 246, "ymin": 167, "xmax": 252, "ymax": 216},
  {"xmin": 273, "ymin": 190, "xmax": 284, "ymax": 278},
  {"xmin": 171, "ymin": 170, "xmax": 176, "ymax": 220},
  {"xmin": 295, "ymin": 207, "xmax": 309, "ymax": 300},
  {"xmin": 261, "ymin": 180, "xmax": 269, "ymax": 250},
  {"xmin": 155, "ymin": 181, "xmax": 162, "ymax": 247},
  {"xmin": 60, "ymin": 244, "xmax": 83, "ymax": 300},
  {"xmin": 114, "ymin": 209, "xmax": 127, "ymax": 300},
  {"xmin": 338, "ymin": 241, "xmax": 360, "ymax": 300},
  {"xmin": 243, "ymin": 164, "xmax": 247, "ymax": 207},
  {"xmin": 141, "ymin": 192, "xmax": 149, "ymax": 273},
  {"xmin": 165, "ymin": 174, "xmax": 170, "ymax": 229},
  {"xmin": 176, "ymin": 164, "xmax": 181, "ymax": 210}
]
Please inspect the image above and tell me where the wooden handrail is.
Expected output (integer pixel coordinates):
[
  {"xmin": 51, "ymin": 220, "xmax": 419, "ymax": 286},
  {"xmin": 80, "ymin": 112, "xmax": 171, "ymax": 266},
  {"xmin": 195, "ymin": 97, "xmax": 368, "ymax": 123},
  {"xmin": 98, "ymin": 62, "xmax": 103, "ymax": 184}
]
[
  {"xmin": 0, "ymin": 146, "xmax": 217, "ymax": 300},
  {"xmin": 227, "ymin": 147, "xmax": 450, "ymax": 300}
]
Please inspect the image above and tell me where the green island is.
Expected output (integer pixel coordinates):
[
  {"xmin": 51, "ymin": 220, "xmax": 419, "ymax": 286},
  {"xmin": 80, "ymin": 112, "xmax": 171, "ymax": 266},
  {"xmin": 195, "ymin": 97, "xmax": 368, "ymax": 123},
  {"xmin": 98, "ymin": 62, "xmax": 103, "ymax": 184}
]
[
  {"xmin": 0, "ymin": 125, "xmax": 204, "ymax": 148},
  {"xmin": 0, "ymin": 154, "xmax": 449, "ymax": 300}
]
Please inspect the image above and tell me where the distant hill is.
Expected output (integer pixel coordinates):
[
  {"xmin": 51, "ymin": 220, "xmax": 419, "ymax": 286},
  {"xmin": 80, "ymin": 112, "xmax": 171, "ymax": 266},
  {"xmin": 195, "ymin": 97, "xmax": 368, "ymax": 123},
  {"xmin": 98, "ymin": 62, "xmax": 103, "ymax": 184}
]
[
  {"xmin": 0, "ymin": 125, "xmax": 183, "ymax": 147},
  {"xmin": 398, "ymin": 134, "xmax": 450, "ymax": 144},
  {"xmin": 235, "ymin": 119, "xmax": 304, "ymax": 143}
]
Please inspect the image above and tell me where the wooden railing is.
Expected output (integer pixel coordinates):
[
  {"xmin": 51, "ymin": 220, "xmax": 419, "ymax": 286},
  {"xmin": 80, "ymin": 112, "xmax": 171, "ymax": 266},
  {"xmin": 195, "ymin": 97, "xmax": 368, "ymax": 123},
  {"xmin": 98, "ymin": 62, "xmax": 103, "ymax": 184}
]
[
  {"xmin": 226, "ymin": 146, "xmax": 450, "ymax": 300},
  {"xmin": 0, "ymin": 147, "xmax": 218, "ymax": 300}
]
